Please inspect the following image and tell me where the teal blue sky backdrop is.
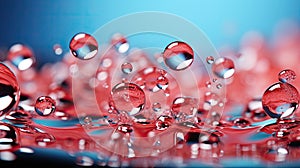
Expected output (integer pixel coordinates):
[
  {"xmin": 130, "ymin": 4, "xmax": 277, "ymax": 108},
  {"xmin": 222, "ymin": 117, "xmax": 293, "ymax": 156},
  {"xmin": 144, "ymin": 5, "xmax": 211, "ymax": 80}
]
[{"xmin": 0, "ymin": 0, "xmax": 299, "ymax": 65}]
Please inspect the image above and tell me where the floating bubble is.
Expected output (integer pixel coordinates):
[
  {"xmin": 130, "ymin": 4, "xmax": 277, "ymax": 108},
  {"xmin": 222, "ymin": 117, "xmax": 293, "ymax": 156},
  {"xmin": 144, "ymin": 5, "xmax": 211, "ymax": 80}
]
[
  {"xmin": 262, "ymin": 82, "xmax": 299, "ymax": 119},
  {"xmin": 206, "ymin": 56, "xmax": 215, "ymax": 64},
  {"xmin": 0, "ymin": 123, "xmax": 19, "ymax": 150},
  {"xmin": 152, "ymin": 102, "xmax": 161, "ymax": 112},
  {"xmin": 156, "ymin": 115, "xmax": 173, "ymax": 130},
  {"xmin": 212, "ymin": 57, "xmax": 235, "ymax": 79},
  {"xmin": 163, "ymin": 41, "xmax": 194, "ymax": 71},
  {"xmin": 35, "ymin": 96, "xmax": 56, "ymax": 116},
  {"xmin": 7, "ymin": 44, "xmax": 35, "ymax": 71},
  {"xmin": 111, "ymin": 33, "xmax": 130, "ymax": 54},
  {"xmin": 171, "ymin": 97, "xmax": 198, "ymax": 119},
  {"xmin": 110, "ymin": 83, "xmax": 145, "ymax": 116},
  {"xmin": 53, "ymin": 44, "xmax": 63, "ymax": 55},
  {"xmin": 278, "ymin": 69, "xmax": 296, "ymax": 83},
  {"xmin": 0, "ymin": 63, "xmax": 20, "ymax": 117},
  {"xmin": 69, "ymin": 33, "xmax": 98, "ymax": 60},
  {"xmin": 121, "ymin": 62, "xmax": 133, "ymax": 74}
]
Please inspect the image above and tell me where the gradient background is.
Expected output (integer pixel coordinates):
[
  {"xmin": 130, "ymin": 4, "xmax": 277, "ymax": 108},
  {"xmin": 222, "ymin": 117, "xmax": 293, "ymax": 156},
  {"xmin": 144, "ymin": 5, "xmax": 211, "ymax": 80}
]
[{"xmin": 0, "ymin": 0, "xmax": 299, "ymax": 66}]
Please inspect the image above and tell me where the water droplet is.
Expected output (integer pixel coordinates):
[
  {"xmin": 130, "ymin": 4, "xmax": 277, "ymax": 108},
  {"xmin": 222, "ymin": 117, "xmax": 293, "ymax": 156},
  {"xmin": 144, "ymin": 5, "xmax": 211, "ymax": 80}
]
[
  {"xmin": 212, "ymin": 57, "xmax": 235, "ymax": 79},
  {"xmin": 111, "ymin": 33, "xmax": 129, "ymax": 54},
  {"xmin": 216, "ymin": 83, "xmax": 222, "ymax": 89},
  {"xmin": 0, "ymin": 63, "xmax": 20, "ymax": 117},
  {"xmin": 262, "ymin": 82, "xmax": 299, "ymax": 119},
  {"xmin": 117, "ymin": 123, "xmax": 133, "ymax": 133},
  {"xmin": 205, "ymin": 81, "xmax": 211, "ymax": 88},
  {"xmin": 203, "ymin": 92, "xmax": 220, "ymax": 110},
  {"xmin": 53, "ymin": 44, "xmax": 63, "ymax": 55},
  {"xmin": 152, "ymin": 102, "xmax": 161, "ymax": 112},
  {"xmin": 206, "ymin": 56, "xmax": 215, "ymax": 64},
  {"xmin": 233, "ymin": 118, "xmax": 251, "ymax": 128},
  {"xmin": 76, "ymin": 155, "xmax": 94, "ymax": 166},
  {"xmin": 7, "ymin": 44, "xmax": 35, "ymax": 71},
  {"xmin": 156, "ymin": 115, "xmax": 173, "ymax": 130},
  {"xmin": 35, "ymin": 96, "xmax": 56, "ymax": 116},
  {"xmin": 111, "ymin": 83, "xmax": 145, "ymax": 116},
  {"xmin": 69, "ymin": 33, "xmax": 98, "ymax": 60},
  {"xmin": 171, "ymin": 97, "xmax": 198, "ymax": 119},
  {"xmin": 156, "ymin": 76, "xmax": 169, "ymax": 90},
  {"xmin": 244, "ymin": 98, "xmax": 267, "ymax": 121},
  {"xmin": 278, "ymin": 69, "xmax": 296, "ymax": 83},
  {"xmin": 121, "ymin": 62, "xmax": 133, "ymax": 74},
  {"xmin": 0, "ymin": 123, "xmax": 19, "ymax": 150},
  {"xmin": 163, "ymin": 41, "xmax": 194, "ymax": 71}
]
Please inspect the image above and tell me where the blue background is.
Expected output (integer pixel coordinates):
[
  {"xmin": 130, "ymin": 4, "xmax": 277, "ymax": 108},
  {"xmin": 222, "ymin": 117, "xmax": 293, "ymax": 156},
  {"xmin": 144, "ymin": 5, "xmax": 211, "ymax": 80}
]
[{"xmin": 0, "ymin": 0, "xmax": 299, "ymax": 66}]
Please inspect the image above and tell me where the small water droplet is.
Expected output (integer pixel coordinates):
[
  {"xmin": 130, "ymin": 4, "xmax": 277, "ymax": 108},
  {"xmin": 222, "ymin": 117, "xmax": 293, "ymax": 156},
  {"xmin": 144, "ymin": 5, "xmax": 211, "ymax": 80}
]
[
  {"xmin": 152, "ymin": 102, "xmax": 161, "ymax": 112},
  {"xmin": 117, "ymin": 123, "xmax": 133, "ymax": 133},
  {"xmin": 262, "ymin": 82, "xmax": 299, "ymax": 119},
  {"xmin": 111, "ymin": 83, "xmax": 145, "ymax": 116},
  {"xmin": 121, "ymin": 62, "xmax": 133, "ymax": 74},
  {"xmin": 212, "ymin": 57, "xmax": 235, "ymax": 79},
  {"xmin": 278, "ymin": 69, "xmax": 296, "ymax": 83},
  {"xmin": 7, "ymin": 44, "xmax": 35, "ymax": 71},
  {"xmin": 69, "ymin": 33, "xmax": 98, "ymax": 60},
  {"xmin": 216, "ymin": 83, "xmax": 222, "ymax": 89},
  {"xmin": 5, "ymin": 107, "xmax": 32, "ymax": 124},
  {"xmin": 111, "ymin": 33, "xmax": 130, "ymax": 54},
  {"xmin": 206, "ymin": 56, "xmax": 215, "ymax": 64},
  {"xmin": 233, "ymin": 118, "xmax": 251, "ymax": 128},
  {"xmin": 53, "ymin": 44, "xmax": 63, "ymax": 55},
  {"xmin": 163, "ymin": 41, "xmax": 194, "ymax": 71},
  {"xmin": 171, "ymin": 97, "xmax": 198, "ymax": 120},
  {"xmin": 156, "ymin": 115, "xmax": 173, "ymax": 130},
  {"xmin": 156, "ymin": 76, "xmax": 169, "ymax": 90},
  {"xmin": 35, "ymin": 96, "xmax": 56, "ymax": 116},
  {"xmin": 205, "ymin": 81, "xmax": 211, "ymax": 88}
]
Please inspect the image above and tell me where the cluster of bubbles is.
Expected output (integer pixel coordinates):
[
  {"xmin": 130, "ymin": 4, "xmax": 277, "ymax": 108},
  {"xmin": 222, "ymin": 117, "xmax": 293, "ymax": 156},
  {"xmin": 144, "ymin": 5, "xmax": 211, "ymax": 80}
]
[{"xmin": 0, "ymin": 28, "xmax": 299, "ymax": 167}]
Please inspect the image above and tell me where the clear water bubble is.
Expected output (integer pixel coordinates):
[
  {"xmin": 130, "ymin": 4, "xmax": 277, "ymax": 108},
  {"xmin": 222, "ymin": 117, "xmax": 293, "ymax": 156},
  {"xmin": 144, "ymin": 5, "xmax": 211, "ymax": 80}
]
[
  {"xmin": 0, "ymin": 63, "xmax": 20, "ymax": 117},
  {"xmin": 152, "ymin": 102, "xmax": 161, "ymax": 112},
  {"xmin": 0, "ymin": 123, "xmax": 19, "ymax": 150},
  {"xmin": 278, "ymin": 69, "xmax": 296, "ymax": 83},
  {"xmin": 111, "ymin": 33, "xmax": 130, "ymax": 54},
  {"xmin": 216, "ymin": 83, "xmax": 222, "ymax": 89},
  {"xmin": 155, "ymin": 115, "xmax": 173, "ymax": 130},
  {"xmin": 7, "ymin": 44, "xmax": 35, "ymax": 71},
  {"xmin": 69, "ymin": 33, "xmax": 98, "ymax": 60},
  {"xmin": 53, "ymin": 44, "xmax": 63, "ymax": 55},
  {"xmin": 35, "ymin": 96, "xmax": 56, "ymax": 116},
  {"xmin": 212, "ymin": 57, "xmax": 235, "ymax": 79},
  {"xmin": 171, "ymin": 97, "xmax": 198, "ymax": 119},
  {"xmin": 111, "ymin": 83, "xmax": 145, "ymax": 116},
  {"xmin": 163, "ymin": 41, "xmax": 194, "ymax": 71},
  {"xmin": 121, "ymin": 62, "xmax": 133, "ymax": 74},
  {"xmin": 206, "ymin": 56, "xmax": 215, "ymax": 64},
  {"xmin": 156, "ymin": 76, "xmax": 169, "ymax": 90},
  {"xmin": 262, "ymin": 82, "xmax": 299, "ymax": 119},
  {"xmin": 117, "ymin": 123, "xmax": 133, "ymax": 133}
]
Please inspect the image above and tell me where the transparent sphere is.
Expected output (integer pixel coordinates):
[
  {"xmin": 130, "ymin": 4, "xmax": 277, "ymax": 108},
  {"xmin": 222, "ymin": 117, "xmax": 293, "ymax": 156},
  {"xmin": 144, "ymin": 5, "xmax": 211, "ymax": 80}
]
[
  {"xmin": 69, "ymin": 33, "xmax": 98, "ymax": 60},
  {"xmin": 262, "ymin": 82, "xmax": 299, "ymax": 119},
  {"xmin": 212, "ymin": 57, "xmax": 235, "ymax": 79},
  {"xmin": 163, "ymin": 41, "xmax": 194, "ymax": 71},
  {"xmin": 7, "ymin": 44, "xmax": 35, "ymax": 71},
  {"xmin": 0, "ymin": 63, "xmax": 20, "ymax": 117},
  {"xmin": 35, "ymin": 96, "xmax": 56, "ymax": 116},
  {"xmin": 110, "ymin": 83, "xmax": 145, "ymax": 116},
  {"xmin": 278, "ymin": 69, "xmax": 296, "ymax": 83}
]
